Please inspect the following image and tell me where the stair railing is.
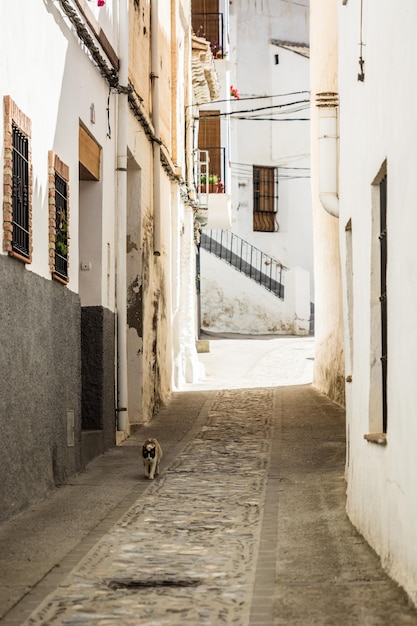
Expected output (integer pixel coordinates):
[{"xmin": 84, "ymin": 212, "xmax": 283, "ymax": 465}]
[{"xmin": 200, "ymin": 229, "xmax": 287, "ymax": 299}]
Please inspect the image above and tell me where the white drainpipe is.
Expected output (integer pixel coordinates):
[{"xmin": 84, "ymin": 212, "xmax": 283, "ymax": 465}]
[
  {"xmin": 151, "ymin": 0, "xmax": 161, "ymax": 256},
  {"xmin": 116, "ymin": 0, "xmax": 129, "ymax": 431},
  {"xmin": 317, "ymin": 92, "xmax": 339, "ymax": 218}
]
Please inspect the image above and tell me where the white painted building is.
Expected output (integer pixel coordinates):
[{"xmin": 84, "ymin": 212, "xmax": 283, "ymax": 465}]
[
  {"xmin": 0, "ymin": 0, "xmax": 120, "ymax": 521},
  {"xmin": 199, "ymin": 0, "xmax": 313, "ymax": 336},
  {"xmin": 311, "ymin": 0, "xmax": 417, "ymax": 607},
  {"xmin": 0, "ymin": 0, "xmax": 204, "ymax": 522}
]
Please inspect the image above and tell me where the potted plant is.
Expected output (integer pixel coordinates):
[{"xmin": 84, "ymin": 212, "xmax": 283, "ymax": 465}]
[
  {"xmin": 199, "ymin": 174, "xmax": 222, "ymax": 193},
  {"xmin": 211, "ymin": 42, "xmax": 227, "ymax": 59},
  {"xmin": 208, "ymin": 174, "xmax": 218, "ymax": 193},
  {"xmin": 199, "ymin": 174, "xmax": 207, "ymax": 192}
]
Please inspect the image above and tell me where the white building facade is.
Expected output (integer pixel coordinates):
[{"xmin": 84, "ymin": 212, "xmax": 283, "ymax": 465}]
[
  {"xmin": 0, "ymin": 0, "xmax": 121, "ymax": 522},
  {"xmin": 0, "ymin": 0, "xmax": 203, "ymax": 523},
  {"xmin": 199, "ymin": 0, "xmax": 313, "ymax": 336},
  {"xmin": 311, "ymin": 0, "xmax": 417, "ymax": 606}
]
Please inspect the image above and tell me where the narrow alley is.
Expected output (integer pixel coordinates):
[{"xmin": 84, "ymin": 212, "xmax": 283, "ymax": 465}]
[{"xmin": 0, "ymin": 336, "xmax": 416, "ymax": 625}]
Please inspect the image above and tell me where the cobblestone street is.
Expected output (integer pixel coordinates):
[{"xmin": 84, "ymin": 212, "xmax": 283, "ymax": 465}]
[
  {"xmin": 1, "ymin": 337, "xmax": 417, "ymax": 625},
  {"xmin": 25, "ymin": 389, "xmax": 275, "ymax": 625}
]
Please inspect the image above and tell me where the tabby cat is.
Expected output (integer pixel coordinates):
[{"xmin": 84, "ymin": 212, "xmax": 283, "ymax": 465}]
[{"xmin": 142, "ymin": 438, "xmax": 163, "ymax": 480}]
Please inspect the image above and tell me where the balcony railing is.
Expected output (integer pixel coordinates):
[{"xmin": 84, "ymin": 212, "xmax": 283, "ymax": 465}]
[
  {"xmin": 195, "ymin": 147, "xmax": 227, "ymax": 195},
  {"xmin": 192, "ymin": 12, "xmax": 226, "ymax": 59}
]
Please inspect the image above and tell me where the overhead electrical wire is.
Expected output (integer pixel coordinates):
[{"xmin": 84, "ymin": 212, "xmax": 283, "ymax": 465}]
[
  {"xmin": 206, "ymin": 90, "xmax": 310, "ymax": 106},
  {"xmin": 200, "ymin": 98, "xmax": 310, "ymax": 118},
  {"xmin": 233, "ymin": 117, "xmax": 310, "ymax": 121},
  {"xmin": 231, "ymin": 162, "xmax": 310, "ymax": 180}
]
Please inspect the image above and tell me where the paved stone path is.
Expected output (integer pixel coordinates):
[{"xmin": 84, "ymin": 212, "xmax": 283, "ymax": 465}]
[
  {"xmin": 23, "ymin": 389, "xmax": 274, "ymax": 625},
  {"xmin": 2, "ymin": 332, "xmax": 417, "ymax": 625}
]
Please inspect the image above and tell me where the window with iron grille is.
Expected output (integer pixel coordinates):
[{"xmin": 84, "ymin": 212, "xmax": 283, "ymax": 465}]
[
  {"xmin": 54, "ymin": 173, "xmax": 69, "ymax": 280},
  {"xmin": 12, "ymin": 123, "xmax": 30, "ymax": 257},
  {"xmin": 48, "ymin": 152, "xmax": 70, "ymax": 283},
  {"xmin": 253, "ymin": 166, "xmax": 278, "ymax": 232},
  {"xmin": 3, "ymin": 96, "xmax": 32, "ymax": 262}
]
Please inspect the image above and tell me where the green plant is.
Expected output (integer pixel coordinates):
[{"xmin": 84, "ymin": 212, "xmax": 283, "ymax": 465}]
[
  {"xmin": 56, "ymin": 240, "xmax": 68, "ymax": 256},
  {"xmin": 208, "ymin": 174, "xmax": 218, "ymax": 184}
]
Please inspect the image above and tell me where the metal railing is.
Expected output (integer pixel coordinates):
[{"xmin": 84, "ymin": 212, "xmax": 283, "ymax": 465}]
[
  {"xmin": 194, "ymin": 147, "xmax": 227, "ymax": 193},
  {"xmin": 12, "ymin": 124, "xmax": 30, "ymax": 258},
  {"xmin": 200, "ymin": 229, "xmax": 287, "ymax": 299}
]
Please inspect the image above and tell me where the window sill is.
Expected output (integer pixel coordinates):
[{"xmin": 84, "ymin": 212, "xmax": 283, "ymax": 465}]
[
  {"xmin": 52, "ymin": 272, "xmax": 69, "ymax": 285},
  {"xmin": 364, "ymin": 433, "xmax": 387, "ymax": 446},
  {"xmin": 9, "ymin": 249, "xmax": 31, "ymax": 264}
]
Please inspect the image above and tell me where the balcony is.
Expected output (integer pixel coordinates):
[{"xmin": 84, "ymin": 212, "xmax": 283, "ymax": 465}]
[
  {"xmin": 192, "ymin": 12, "xmax": 226, "ymax": 60},
  {"xmin": 195, "ymin": 149, "xmax": 232, "ymax": 229}
]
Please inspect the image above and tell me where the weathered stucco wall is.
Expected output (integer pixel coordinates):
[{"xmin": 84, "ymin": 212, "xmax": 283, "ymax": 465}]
[
  {"xmin": 126, "ymin": 0, "xmax": 200, "ymax": 424},
  {"xmin": 200, "ymin": 250, "xmax": 310, "ymax": 335}
]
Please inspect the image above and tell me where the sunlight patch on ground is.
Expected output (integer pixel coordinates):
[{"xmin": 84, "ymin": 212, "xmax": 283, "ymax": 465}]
[{"xmin": 187, "ymin": 335, "xmax": 314, "ymax": 391}]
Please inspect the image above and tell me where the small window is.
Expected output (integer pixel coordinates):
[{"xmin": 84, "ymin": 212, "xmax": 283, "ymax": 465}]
[
  {"xmin": 253, "ymin": 166, "xmax": 278, "ymax": 232},
  {"xmin": 49, "ymin": 152, "xmax": 70, "ymax": 283},
  {"xmin": 3, "ymin": 96, "xmax": 32, "ymax": 263},
  {"xmin": 12, "ymin": 124, "xmax": 30, "ymax": 257}
]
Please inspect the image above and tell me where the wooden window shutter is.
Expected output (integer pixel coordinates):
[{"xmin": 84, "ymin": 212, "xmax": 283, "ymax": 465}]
[
  {"xmin": 253, "ymin": 166, "xmax": 277, "ymax": 232},
  {"xmin": 198, "ymin": 112, "xmax": 221, "ymax": 179},
  {"xmin": 79, "ymin": 124, "xmax": 101, "ymax": 181},
  {"xmin": 192, "ymin": 0, "xmax": 220, "ymax": 50}
]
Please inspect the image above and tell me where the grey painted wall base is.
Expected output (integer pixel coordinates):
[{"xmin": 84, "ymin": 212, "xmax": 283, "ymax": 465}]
[
  {"xmin": 81, "ymin": 306, "xmax": 116, "ymax": 461},
  {"xmin": 0, "ymin": 257, "xmax": 117, "ymax": 523},
  {"xmin": 81, "ymin": 430, "xmax": 104, "ymax": 467},
  {"xmin": 0, "ymin": 255, "xmax": 82, "ymax": 523}
]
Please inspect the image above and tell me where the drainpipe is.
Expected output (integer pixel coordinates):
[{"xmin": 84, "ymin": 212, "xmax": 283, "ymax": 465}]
[
  {"xmin": 116, "ymin": 0, "xmax": 129, "ymax": 431},
  {"xmin": 317, "ymin": 92, "xmax": 339, "ymax": 218},
  {"xmin": 151, "ymin": 0, "xmax": 161, "ymax": 256}
]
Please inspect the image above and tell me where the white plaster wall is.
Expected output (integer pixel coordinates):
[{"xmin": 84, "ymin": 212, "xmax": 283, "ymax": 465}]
[
  {"xmin": 309, "ymin": 0, "xmax": 345, "ymax": 405},
  {"xmin": 0, "ymin": 0, "xmax": 117, "ymax": 308},
  {"xmin": 337, "ymin": 0, "xmax": 417, "ymax": 605},
  {"xmin": 174, "ymin": 202, "xmax": 202, "ymax": 387},
  {"xmin": 228, "ymin": 0, "xmax": 313, "ymax": 304},
  {"xmin": 200, "ymin": 249, "xmax": 304, "ymax": 335}
]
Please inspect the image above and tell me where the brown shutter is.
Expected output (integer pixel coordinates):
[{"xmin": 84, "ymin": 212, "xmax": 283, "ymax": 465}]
[
  {"xmin": 192, "ymin": 0, "xmax": 220, "ymax": 48},
  {"xmin": 253, "ymin": 166, "xmax": 276, "ymax": 232},
  {"xmin": 198, "ymin": 112, "xmax": 221, "ymax": 179},
  {"xmin": 79, "ymin": 125, "xmax": 101, "ymax": 181},
  {"xmin": 258, "ymin": 168, "xmax": 275, "ymax": 212}
]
